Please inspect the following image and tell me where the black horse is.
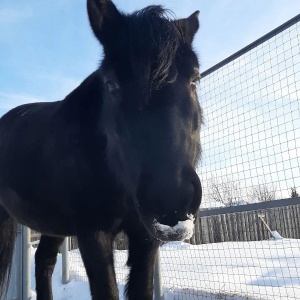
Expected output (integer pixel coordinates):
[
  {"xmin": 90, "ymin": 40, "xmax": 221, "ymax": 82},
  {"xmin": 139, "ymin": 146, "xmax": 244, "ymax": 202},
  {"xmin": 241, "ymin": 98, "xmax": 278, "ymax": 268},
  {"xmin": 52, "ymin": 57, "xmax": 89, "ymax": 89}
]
[{"xmin": 0, "ymin": 0, "xmax": 202, "ymax": 299}]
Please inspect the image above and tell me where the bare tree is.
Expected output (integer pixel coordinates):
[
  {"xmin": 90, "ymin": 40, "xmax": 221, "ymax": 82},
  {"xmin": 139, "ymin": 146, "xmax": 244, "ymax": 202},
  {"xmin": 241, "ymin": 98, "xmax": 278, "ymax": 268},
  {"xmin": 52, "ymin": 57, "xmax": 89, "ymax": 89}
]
[
  {"xmin": 208, "ymin": 176, "xmax": 245, "ymax": 207},
  {"xmin": 290, "ymin": 187, "xmax": 299, "ymax": 198},
  {"xmin": 247, "ymin": 183, "xmax": 277, "ymax": 203}
]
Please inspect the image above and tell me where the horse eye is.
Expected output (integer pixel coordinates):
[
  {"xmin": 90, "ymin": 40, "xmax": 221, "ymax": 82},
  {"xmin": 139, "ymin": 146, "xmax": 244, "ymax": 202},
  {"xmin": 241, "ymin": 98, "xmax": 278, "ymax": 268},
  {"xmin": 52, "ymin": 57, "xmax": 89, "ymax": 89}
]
[
  {"xmin": 105, "ymin": 78, "xmax": 119, "ymax": 92},
  {"xmin": 190, "ymin": 76, "xmax": 200, "ymax": 87},
  {"xmin": 190, "ymin": 68, "xmax": 201, "ymax": 87}
]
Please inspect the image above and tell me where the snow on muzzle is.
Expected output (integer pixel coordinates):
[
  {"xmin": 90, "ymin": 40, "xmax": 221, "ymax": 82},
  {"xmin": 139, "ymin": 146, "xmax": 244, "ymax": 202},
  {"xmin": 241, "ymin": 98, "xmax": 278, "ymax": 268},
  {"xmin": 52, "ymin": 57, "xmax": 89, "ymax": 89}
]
[{"xmin": 152, "ymin": 214, "xmax": 195, "ymax": 241}]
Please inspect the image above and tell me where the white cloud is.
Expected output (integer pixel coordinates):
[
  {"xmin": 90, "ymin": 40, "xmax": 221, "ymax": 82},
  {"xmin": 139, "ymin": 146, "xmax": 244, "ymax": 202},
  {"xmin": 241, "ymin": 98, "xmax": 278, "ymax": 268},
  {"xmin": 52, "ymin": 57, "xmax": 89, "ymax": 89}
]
[{"xmin": 0, "ymin": 8, "xmax": 32, "ymax": 24}]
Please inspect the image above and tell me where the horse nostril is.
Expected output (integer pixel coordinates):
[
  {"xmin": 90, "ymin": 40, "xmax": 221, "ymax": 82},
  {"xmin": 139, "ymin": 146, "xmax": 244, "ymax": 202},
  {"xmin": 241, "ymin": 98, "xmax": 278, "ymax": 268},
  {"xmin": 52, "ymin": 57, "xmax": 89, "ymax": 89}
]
[
  {"xmin": 190, "ymin": 175, "xmax": 202, "ymax": 213},
  {"xmin": 180, "ymin": 167, "xmax": 202, "ymax": 214},
  {"xmin": 181, "ymin": 182, "xmax": 194, "ymax": 212}
]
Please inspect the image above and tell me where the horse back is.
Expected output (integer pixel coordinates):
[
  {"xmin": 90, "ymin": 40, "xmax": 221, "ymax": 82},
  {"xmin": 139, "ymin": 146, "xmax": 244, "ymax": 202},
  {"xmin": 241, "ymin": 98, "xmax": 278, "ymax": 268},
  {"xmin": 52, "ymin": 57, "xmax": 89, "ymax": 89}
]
[
  {"xmin": 0, "ymin": 71, "xmax": 102, "ymax": 191},
  {"xmin": 0, "ymin": 73, "xmax": 127, "ymax": 235},
  {"xmin": 0, "ymin": 101, "xmax": 62, "ymax": 187}
]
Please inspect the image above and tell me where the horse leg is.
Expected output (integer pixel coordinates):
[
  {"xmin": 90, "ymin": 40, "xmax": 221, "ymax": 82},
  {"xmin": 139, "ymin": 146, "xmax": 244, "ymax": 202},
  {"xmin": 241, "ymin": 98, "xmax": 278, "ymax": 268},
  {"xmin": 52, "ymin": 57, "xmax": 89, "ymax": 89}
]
[
  {"xmin": 35, "ymin": 235, "xmax": 64, "ymax": 300},
  {"xmin": 0, "ymin": 207, "xmax": 17, "ymax": 299},
  {"xmin": 125, "ymin": 227, "xmax": 160, "ymax": 300},
  {"xmin": 77, "ymin": 231, "xmax": 118, "ymax": 300}
]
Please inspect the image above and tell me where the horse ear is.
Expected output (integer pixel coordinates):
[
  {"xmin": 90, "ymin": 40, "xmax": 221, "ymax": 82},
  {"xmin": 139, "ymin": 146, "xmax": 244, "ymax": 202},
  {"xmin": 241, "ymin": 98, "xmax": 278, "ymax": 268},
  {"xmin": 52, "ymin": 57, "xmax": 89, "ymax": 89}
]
[
  {"xmin": 87, "ymin": 0, "xmax": 122, "ymax": 46},
  {"xmin": 176, "ymin": 11, "xmax": 200, "ymax": 45}
]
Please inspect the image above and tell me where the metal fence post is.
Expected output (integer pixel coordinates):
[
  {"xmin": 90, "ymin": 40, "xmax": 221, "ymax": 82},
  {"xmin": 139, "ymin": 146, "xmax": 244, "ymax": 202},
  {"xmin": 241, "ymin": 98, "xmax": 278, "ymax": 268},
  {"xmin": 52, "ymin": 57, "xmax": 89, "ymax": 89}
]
[
  {"xmin": 22, "ymin": 226, "xmax": 31, "ymax": 300},
  {"xmin": 7, "ymin": 225, "xmax": 22, "ymax": 300},
  {"xmin": 154, "ymin": 248, "xmax": 164, "ymax": 300},
  {"xmin": 61, "ymin": 237, "xmax": 70, "ymax": 284}
]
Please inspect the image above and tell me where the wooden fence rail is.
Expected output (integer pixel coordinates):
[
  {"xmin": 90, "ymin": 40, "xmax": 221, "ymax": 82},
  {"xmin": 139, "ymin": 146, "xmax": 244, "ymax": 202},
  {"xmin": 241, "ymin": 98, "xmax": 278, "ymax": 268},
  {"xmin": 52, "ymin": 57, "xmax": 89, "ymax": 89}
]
[{"xmin": 191, "ymin": 204, "xmax": 300, "ymax": 244}]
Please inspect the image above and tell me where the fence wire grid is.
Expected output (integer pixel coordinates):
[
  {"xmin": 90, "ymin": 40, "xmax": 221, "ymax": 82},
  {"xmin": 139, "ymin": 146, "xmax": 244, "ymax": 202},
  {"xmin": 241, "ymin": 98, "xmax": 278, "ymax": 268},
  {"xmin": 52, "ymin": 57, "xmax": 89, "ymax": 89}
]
[
  {"xmin": 199, "ymin": 14, "xmax": 300, "ymax": 209},
  {"xmin": 67, "ymin": 202, "xmax": 300, "ymax": 299},
  {"xmin": 29, "ymin": 14, "xmax": 300, "ymax": 300}
]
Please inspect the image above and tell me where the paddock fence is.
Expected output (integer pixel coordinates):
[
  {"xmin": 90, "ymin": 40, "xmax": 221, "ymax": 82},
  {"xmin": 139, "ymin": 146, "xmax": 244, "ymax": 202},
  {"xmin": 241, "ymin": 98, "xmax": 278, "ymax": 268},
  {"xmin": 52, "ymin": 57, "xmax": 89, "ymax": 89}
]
[
  {"xmin": 64, "ymin": 198, "xmax": 300, "ymax": 300},
  {"xmin": 8, "ymin": 197, "xmax": 300, "ymax": 299},
  {"xmin": 6, "ymin": 12, "xmax": 300, "ymax": 300},
  {"xmin": 196, "ymin": 199, "xmax": 300, "ymax": 244}
]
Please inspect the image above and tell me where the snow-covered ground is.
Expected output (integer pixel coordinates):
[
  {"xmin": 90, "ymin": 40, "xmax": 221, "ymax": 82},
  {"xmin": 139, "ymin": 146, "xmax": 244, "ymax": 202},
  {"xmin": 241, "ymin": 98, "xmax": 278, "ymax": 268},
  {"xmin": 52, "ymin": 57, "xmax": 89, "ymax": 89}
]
[{"xmin": 30, "ymin": 237, "xmax": 300, "ymax": 300}]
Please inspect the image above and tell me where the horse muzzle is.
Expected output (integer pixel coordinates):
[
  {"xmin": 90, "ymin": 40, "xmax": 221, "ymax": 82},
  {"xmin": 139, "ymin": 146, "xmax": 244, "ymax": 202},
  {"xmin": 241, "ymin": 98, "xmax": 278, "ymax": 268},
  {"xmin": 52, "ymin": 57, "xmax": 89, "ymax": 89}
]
[{"xmin": 152, "ymin": 214, "xmax": 195, "ymax": 241}]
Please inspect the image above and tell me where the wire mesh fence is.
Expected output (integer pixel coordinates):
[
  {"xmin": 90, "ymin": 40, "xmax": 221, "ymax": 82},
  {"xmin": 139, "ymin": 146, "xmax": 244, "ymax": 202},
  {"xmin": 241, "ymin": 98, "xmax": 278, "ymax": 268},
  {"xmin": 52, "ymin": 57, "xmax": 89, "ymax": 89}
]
[
  {"xmin": 159, "ymin": 235, "xmax": 300, "ymax": 299},
  {"xmin": 199, "ymin": 14, "xmax": 300, "ymax": 209},
  {"xmin": 29, "ymin": 14, "xmax": 300, "ymax": 300},
  {"xmin": 67, "ymin": 236, "xmax": 129, "ymax": 288},
  {"xmin": 65, "ymin": 201, "xmax": 300, "ymax": 299}
]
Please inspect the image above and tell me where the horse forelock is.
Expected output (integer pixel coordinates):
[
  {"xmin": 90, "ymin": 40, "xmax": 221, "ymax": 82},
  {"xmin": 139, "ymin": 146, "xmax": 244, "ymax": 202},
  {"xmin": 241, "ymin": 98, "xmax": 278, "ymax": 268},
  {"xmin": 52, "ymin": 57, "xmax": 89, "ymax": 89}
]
[{"xmin": 126, "ymin": 6, "xmax": 181, "ymax": 92}]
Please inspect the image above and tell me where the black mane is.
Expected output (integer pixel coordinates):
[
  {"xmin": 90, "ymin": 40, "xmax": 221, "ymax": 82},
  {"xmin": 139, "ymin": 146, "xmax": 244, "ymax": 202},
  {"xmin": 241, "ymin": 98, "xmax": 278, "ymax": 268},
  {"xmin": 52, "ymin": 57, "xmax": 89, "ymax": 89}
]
[{"xmin": 126, "ymin": 6, "xmax": 180, "ymax": 91}]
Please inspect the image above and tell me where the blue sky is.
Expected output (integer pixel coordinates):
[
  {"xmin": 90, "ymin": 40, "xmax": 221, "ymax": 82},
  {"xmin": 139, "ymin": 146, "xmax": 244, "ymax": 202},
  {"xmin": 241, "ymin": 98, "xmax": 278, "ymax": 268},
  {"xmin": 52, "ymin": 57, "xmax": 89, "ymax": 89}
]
[{"xmin": 0, "ymin": 0, "xmax": 299, "ymax": 116}]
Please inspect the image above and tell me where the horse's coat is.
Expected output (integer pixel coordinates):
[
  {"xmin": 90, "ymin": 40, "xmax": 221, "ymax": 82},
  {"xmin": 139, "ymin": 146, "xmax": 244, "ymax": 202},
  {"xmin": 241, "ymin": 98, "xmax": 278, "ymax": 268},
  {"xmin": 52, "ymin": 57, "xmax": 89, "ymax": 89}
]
[{"xmin": 0, "ymin": 1, "xmax": 202, "ymax": 299}]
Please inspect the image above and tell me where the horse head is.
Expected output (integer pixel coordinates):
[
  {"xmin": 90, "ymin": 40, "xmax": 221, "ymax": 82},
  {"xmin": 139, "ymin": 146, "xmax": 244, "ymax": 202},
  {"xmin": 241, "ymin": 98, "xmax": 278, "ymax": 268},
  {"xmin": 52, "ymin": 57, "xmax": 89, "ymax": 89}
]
[{"xmin": 87, "ymin": 0, "xmax": 202, "ymax": 242}]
